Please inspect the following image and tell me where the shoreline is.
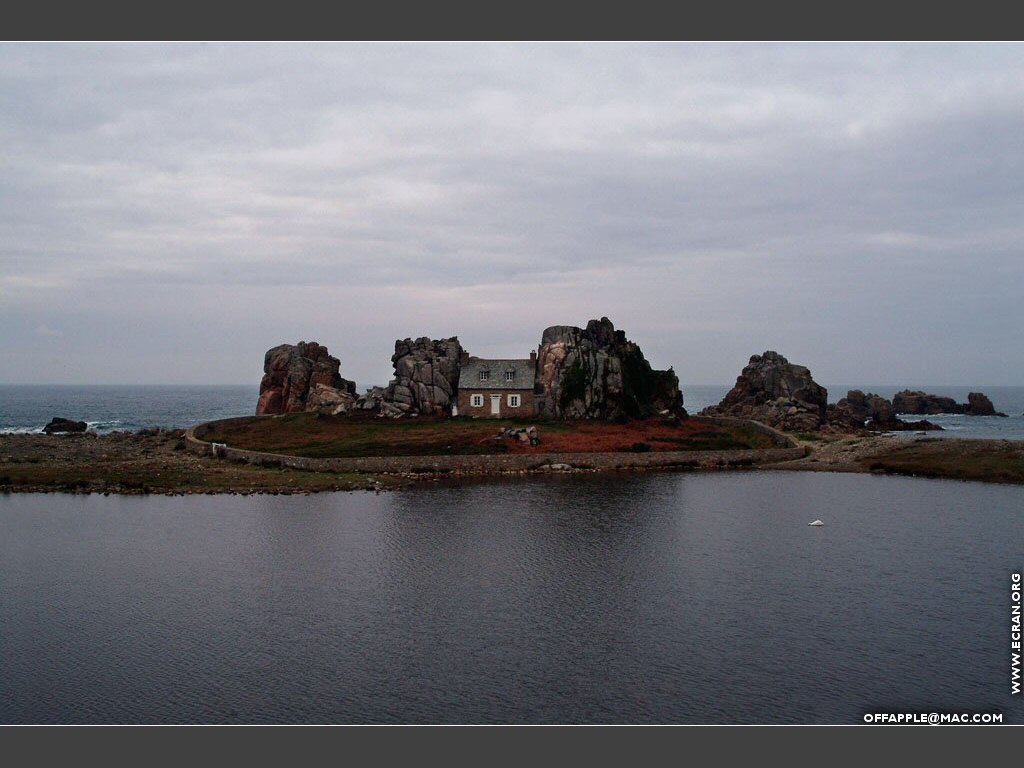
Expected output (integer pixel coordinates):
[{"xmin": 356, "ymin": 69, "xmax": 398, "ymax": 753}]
[{"xmin": 2, "ymin": 418, "xmax": 1023, "ymax": 494}]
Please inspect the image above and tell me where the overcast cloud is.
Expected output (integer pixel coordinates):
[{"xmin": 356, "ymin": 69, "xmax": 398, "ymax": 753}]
[{"xmin": 1, "ymin": 42, "xmax": 1022, "ymax": 388}]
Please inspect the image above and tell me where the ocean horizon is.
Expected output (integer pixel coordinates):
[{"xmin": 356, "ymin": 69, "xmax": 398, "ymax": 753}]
[{"xmin": 2, "ymin": 383, "xmax": 1023, "ymax": 439}]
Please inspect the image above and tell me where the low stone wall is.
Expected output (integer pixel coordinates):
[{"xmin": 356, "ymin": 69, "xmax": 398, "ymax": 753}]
[{"xmin": 185, "ymin": 421, "xmax": 806, "ymax": 476}]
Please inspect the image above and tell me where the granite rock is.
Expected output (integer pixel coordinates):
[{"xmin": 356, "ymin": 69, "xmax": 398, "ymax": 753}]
[
  {"xmin": 384, "ymin": 337, "xmax": 463, "ymax": 416},
  {"xmin": 534, "ymin": 317, "xmax": 684, "ymax": 420},
  {"xmin": 256, "ymin": 342, "xmax": 356, "ymax": 415},
  {"xmin": 702, "ymin": 351, "xmax": 827, "ymax": 431}
]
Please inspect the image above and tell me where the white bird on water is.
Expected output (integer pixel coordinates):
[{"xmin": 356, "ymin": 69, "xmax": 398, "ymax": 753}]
[{"xmin": 808, "ymin": 519, "xmax": 824, "ymax": 527}]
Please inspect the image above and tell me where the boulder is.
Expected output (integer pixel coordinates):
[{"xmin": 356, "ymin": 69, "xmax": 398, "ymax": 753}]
[
  {"xmin": 379, "ymin": 401, "xmax": 407, "ymax": 419},
  {"xmin": 355, "ymin": 386, "xmax": 386, "ymax": 411},
  {"xmin": 702, "ymin": 351, "xmax": 827, "ymax": 431},
  {"xmin": 534, "ymin": 317, "xmax": 684, "ymax": 420},
  {"xmin": 43, "ymin": 417, "xmax": 88, "ymax": 434},
  {"xmin": 384, "ymin": 337, "xmax": 463, "ymax": 416},
  {"xmin": 500, "ymin": 425, "xmax": 541, "ymax": 446},
  {"xmin": 306, "ymin": 383, "xmax": 357, "ymax": 416},
  {"xmin": 256, "ymin": 341, "xmax": 356, "ymax": 415}
]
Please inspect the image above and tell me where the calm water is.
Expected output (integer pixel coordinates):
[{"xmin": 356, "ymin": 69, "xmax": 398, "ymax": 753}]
[{"xmin": 2, "ymin": 471, "xmax": 1022, "ymax": 724}]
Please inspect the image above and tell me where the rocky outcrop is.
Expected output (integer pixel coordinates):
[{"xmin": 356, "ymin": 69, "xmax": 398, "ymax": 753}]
[
  {"xmin": 43, "ymin": 417, "xmax": 87, "ymax": 434},
  {"xmin": 256, "ymin": 342, "xmax": 356, "ymax": 415},
  {"xmin": 966, "ymin": 392, "xmax": 1006, "ymax": 416},
  {"xmin": 827, "ymin": 390, "xmax": 897, "ymax": 430},
  {"xmin": 826, "ymin": 390, "xmax": 942, "ymax": 432},
  {"xmin": 893, "ymin": 390, "xmax": 1007, "ymax": 417},
  {"xmin": 534, "ymin": 317, "xmax": 684, "ymax": 420},
  {"xmin": 702, "ymin": 351, "xmax": 827, "ymax": 431},
  {"xmin": 385, "ymin": 337, "xmax": 463, "ymax": 416},
  {"xmin": 893, "ymin": 390, "xmax": 960, "ymax": 415}
]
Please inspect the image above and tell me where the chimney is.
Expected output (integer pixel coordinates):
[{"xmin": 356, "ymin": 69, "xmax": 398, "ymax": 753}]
[
  {"xmin": 529, "ymin": 350, "xmax": 537, "ymax": 366},
  {"xmin": 460, "ymin": 350, "xmax": 470, "ymax": 365}
]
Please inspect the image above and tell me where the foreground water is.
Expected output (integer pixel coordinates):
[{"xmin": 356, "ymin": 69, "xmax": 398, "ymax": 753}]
[{"xmin": 2, "ymin": 471, "xmax": 1021, "ymax": 724}]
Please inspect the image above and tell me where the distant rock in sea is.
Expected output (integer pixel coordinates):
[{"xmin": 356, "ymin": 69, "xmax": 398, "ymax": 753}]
[
  {"xmin": 826, "ymin": 390, "xmax": 942, "ymax": 432},
  {"xmin": 894, "ymin": 389, "xmax": 1006, "ymax": 417},
  {"xmin": 43, "ymin": 417, "xmax": 87, "ymax": 434},
  {"xmin": 965, "ymin": 392, "xmax": 1007, "ymax": 417}
]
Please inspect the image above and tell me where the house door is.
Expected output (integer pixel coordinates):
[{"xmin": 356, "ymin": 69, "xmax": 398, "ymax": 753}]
[{"xmin": 490, "ymin": 394, "xmax": 501, "ymax": 416}]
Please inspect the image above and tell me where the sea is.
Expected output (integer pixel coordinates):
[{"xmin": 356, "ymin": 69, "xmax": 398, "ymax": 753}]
[
  {"xmin": 1, "ymin": 472, "xmax": 1022, "ymax": 724},
  {"xmin": 2, "ymin": 384, "xmax": 1023, "ymax": 439},
  {"xmin": 0, "ymin": 385, "xmax": 259, "ymax": 434}
]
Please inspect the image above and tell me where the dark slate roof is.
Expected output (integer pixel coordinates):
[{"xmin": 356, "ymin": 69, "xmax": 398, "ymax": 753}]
[{"xmin": 460, "ymin": 357, "xmax": 535, "ymax": 390}]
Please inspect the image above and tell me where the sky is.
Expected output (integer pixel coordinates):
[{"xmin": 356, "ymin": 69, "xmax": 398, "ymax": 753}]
[{"xmin": 1, "ymin": 42, "xmax": 1022, "ymax": 388}]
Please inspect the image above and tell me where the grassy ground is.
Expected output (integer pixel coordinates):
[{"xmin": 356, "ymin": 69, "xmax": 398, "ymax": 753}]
[
  {"xmin": 200, "ymin": 413, "xmax": 777, "ymax": 459},
  {"xmin": 0, "ymin": 433, "xmax": 396, "ymax": 495},
  {"xmin": 860, "ymin": 438, "xmax": 1024, "ymax": 484},
  {"xmin": 5, "ymin": 427, "xmax": 1021, "ymax": 495}
]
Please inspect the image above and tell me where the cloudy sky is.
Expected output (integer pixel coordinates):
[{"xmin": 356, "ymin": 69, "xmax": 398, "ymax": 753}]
[{"xmin": 2, "ymin": 43, "xmax": 1022, "ymax": 388}]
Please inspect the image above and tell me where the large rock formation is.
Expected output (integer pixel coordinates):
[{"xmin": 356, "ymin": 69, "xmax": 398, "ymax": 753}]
[
  {"xmin": 385, "ymin": 337, "xmax": 463, "ymax": 416},
  {"xmin": 534, "ymin": 317, "xmax": 683, "ymax": 420},
  {"xmin": 702, "ymin": 351, "xmax": 827, "ymax": 431},
  {"xmin": 893, "ymin": 389, "xmax": 1007, "ymax": 417},
  {"xmin": 256, "ymin": 342, "xmax": 356, "ymax": 415}
]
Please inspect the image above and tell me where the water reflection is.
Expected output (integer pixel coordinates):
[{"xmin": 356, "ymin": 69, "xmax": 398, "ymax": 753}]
[{"xmin": 1, "ymin": 472, "xmax": 1022, "ymax": 723}]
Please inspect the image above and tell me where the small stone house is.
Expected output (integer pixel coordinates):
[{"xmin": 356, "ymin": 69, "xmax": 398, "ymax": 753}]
[{"xmin": 455, "ymin": 353, "xmax": 537, "ymax": 418}]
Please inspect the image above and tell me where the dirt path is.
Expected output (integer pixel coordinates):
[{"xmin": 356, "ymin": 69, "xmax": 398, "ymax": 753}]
[
  {"xmin": 767, "ymin": 433, "xmax": 1024, "ymax": 484},
  {"xmin": 765, "ymin": 434, "xmax": 905, "ymax": 473}
]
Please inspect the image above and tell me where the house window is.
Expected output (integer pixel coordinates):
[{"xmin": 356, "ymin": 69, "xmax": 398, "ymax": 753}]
[
  {"xmin": 479, "ymin": 370, "xmax": 490, "ymax": 381},
  {"xmin": 505, "ymin": 370, "xmax": 515, "ymax": 382},
  {"xmin": 508, "ymin": 394, "xmax": 521, "ymax": 408},
  {"xmin": 471, "ymin": 394, "xmax": 484, "ymax": 408}
]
